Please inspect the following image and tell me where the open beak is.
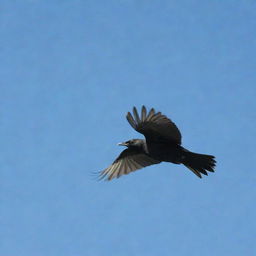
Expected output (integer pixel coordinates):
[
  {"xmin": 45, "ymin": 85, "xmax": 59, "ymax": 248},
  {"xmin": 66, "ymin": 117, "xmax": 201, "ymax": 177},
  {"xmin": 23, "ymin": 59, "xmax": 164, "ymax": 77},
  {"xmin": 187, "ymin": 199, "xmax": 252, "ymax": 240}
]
[{"xmin": 118, "ymin": 142, "xmax": 127, "ymax": 146}]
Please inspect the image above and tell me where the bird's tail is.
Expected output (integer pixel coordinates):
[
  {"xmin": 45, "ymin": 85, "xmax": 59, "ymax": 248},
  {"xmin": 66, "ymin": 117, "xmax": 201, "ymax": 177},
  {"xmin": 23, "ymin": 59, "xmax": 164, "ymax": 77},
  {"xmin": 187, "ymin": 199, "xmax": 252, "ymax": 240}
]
[{"xmin": 181, "ymin": 150, "xmax": 216, "ymax": 178}]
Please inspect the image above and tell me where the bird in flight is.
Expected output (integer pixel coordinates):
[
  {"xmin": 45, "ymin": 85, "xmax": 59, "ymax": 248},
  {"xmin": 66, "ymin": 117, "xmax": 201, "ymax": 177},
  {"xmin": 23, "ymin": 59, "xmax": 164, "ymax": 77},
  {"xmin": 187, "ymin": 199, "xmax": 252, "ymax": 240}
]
[{"xmin": 99, "ymin": 106, "xmax": 216, "ymax": 181}]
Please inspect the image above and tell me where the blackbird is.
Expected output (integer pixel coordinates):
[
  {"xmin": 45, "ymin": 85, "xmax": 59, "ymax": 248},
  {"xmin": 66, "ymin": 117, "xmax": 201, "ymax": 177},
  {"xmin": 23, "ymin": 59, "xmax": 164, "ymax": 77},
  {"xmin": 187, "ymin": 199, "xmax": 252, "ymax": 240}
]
[{"xmin": 99, "ymin": 106, "xmax": 216, "ymax": 181}]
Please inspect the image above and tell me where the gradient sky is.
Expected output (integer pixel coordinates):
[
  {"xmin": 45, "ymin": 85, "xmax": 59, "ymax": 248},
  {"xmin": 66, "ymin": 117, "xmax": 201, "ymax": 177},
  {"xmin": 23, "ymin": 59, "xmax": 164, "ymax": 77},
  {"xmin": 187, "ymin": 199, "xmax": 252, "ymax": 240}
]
[{"xmin": 1, "ymin": 1, "xmax": 256, "ymax": 255}]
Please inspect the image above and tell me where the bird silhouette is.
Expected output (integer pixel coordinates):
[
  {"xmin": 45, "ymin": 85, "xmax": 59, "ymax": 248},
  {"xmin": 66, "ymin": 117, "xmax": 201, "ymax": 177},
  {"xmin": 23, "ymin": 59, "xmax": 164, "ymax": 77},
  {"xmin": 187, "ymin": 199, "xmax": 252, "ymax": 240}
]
[{"xmin": 99, "ymin": 106, "xmax": 216, "ymax": 181}]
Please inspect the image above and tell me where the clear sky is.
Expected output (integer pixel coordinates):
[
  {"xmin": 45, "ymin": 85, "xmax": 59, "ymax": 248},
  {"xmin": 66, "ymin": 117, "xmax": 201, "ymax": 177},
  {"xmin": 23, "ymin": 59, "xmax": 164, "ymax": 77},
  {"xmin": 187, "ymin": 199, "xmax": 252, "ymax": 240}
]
[{"xmin": 1, "ymin": 1, "xmax": 256, "ymax": 255}]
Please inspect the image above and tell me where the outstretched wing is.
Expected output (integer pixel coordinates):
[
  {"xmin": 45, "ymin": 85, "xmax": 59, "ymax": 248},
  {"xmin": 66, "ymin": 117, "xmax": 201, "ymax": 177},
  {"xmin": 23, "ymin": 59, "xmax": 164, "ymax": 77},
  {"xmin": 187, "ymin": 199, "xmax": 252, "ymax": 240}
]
[
  {"xmin": 99, "ymin": 148, "xmax": 161, "ymax": 181},
  {"xmin": 126, "ymin": 106, "xmax": 182, "ymax": 144}
]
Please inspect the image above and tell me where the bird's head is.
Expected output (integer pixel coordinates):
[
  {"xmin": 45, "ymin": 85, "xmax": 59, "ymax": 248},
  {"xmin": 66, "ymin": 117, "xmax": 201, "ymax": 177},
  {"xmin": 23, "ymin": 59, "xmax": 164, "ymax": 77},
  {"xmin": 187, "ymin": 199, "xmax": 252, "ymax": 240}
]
[{"xmin": 118, "ymin": 139, "xmax": 143, "ymax": 148}]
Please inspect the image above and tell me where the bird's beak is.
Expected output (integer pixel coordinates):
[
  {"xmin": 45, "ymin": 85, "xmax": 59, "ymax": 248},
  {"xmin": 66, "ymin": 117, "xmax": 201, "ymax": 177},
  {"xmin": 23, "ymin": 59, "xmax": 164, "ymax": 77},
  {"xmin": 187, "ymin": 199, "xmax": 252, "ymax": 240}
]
[{"xmin": 118, "ymin": 142, "xmax": 127, "ymax": 146}]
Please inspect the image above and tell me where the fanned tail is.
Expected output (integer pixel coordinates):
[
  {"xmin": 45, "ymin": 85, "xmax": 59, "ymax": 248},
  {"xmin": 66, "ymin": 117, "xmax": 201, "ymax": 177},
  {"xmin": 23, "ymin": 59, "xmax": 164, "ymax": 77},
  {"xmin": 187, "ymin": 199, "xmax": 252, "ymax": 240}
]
[{"xmin": 181, "ymin": 150, "xmax": 216, "ymax": 178}]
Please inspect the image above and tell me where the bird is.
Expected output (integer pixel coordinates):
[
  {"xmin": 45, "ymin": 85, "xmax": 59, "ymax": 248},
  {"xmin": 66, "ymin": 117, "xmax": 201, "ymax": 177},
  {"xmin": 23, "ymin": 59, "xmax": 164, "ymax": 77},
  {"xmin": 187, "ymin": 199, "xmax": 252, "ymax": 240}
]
[{"xmin": 98, "ymin": 106, "xmax": 216, "ymax": 181}]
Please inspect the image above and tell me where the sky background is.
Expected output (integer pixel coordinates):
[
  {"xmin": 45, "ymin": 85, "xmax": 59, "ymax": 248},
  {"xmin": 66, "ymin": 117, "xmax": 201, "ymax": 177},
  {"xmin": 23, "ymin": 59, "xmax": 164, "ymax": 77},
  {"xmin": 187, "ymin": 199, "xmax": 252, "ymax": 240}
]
[{"xmin": 1, "ymin": 1, "xmax": 256, "ymax": 255}]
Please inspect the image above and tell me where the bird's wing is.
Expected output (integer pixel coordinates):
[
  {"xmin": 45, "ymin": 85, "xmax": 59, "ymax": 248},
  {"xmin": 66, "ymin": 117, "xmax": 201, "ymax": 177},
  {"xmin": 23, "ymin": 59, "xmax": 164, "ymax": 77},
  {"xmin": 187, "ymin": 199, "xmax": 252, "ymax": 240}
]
[
  {"xmin": 99, "ymin": 148, "xmax": 161, "ymax": 181},
  {"xmin": 126, "ymin": 106, "xmax": 182, "ymax": 144}
]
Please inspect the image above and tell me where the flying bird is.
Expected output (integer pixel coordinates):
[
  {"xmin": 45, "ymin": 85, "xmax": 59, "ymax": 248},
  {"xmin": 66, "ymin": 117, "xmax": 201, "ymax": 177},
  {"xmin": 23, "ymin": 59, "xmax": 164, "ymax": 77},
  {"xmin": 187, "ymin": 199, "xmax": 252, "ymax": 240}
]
[{"xmin": 99, "ymin": 106, "xmax": 216, "ymax": 180}]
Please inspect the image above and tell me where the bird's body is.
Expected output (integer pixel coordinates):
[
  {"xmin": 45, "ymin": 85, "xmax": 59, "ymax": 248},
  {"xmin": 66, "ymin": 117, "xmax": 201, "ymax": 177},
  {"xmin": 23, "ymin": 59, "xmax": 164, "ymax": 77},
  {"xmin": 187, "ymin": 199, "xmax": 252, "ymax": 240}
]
[
  {"xmin": 146, "ymin": 140, "xmax": 182, "ymax": 163},
  {"xmin": 99, "ymin": 106, "xmax": 216, "ymax": 180}
]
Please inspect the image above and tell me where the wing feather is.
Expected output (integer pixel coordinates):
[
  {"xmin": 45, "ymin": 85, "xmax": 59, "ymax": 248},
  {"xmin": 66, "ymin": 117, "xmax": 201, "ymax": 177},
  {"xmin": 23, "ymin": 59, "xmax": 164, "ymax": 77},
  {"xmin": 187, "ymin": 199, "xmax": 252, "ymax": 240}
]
[
  {"xmin": 126, "ymin": 106, "xmax": 182, "ymax": 144},
  {"xmin": 141, "ymin": 105, "xmax": 147, "ymax": 121},
  {"xmin": 99, "ymin": 148, "xmax": 161, "ymax": 181},
  {"xmin": 126, "ymin": 112, "xmax": 136, "ymax": 129},
  {"xmin": 147, "ymin": 108, "xmax": 155, "ymax": 120},
  {"xmin": 133, "ymin": 107, "xmax": 141, "ymax": 124}
]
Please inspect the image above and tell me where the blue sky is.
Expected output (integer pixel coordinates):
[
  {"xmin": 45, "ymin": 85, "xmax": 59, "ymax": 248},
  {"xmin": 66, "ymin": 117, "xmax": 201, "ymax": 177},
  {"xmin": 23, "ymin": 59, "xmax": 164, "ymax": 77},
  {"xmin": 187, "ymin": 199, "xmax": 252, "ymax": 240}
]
[{"xmin": 1, "ymin": 1, "xmax": 256, "ymax": 255}]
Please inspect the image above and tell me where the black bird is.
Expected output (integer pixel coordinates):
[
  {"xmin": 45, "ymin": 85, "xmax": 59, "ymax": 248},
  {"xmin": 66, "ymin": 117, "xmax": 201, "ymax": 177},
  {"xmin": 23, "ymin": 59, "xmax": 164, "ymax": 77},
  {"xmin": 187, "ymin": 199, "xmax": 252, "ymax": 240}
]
[{"xmin": 99, "ymin": 106, "xmax": 216, "ymax": 180}]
